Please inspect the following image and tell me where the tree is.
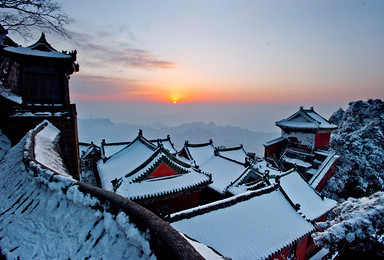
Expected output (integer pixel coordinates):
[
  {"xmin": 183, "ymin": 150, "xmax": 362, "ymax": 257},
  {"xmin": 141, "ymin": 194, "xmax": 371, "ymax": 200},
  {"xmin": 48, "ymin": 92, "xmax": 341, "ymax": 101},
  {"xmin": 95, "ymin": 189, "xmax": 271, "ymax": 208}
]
[
  {"xmin": 312, "ymin": 191, "xmax": 384, "ymax": 258},
  {"xmin": 0, "ymin": 0, "xmax": 71, "ymax": 38}
]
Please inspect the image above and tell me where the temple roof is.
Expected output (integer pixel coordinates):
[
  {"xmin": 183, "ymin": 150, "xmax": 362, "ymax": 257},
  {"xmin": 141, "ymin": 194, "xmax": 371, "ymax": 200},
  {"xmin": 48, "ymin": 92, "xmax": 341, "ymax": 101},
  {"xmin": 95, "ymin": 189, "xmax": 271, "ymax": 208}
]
[
  {"xmin": 170, "ymin": 186, "xmax": 314, "ymax": 259},
  {"xmin": 199, "ymin": 154, "xmax": 251, "ymax": 194},
  {"xmin": 97, "ymin": 131, "xmax": 158, "ymax": 191},
  {"xmin": 179, "ymin": 140, "xmax": 215, "ymax": 165},
  {"xmin": 2, "ymin": 33, "xmax": 75, "ymax": 59},
  {"xmin": 309, "ymin": 151, "xmax": 339, "ymax": 189},
  {"xmin": 116, "ymin": 168, "xmax": 210, "ymax": 201},
  {"xmin": 276, "ymin": 106, "xmax": 337, "ymax": 131},
  {"xmin": 216, "ymin": 145, "xmax": 247, "ymax": 164},
  {"xmin": 279, "ymin": 171, "xmax": 337, "ymax": 221},
  {"xmin": 97, "ymin": 131, "xmax": 211, "ymax": 200},
  {"xmin": 101, "ymin": 134, "xmax": 177, "ymax": 159}
]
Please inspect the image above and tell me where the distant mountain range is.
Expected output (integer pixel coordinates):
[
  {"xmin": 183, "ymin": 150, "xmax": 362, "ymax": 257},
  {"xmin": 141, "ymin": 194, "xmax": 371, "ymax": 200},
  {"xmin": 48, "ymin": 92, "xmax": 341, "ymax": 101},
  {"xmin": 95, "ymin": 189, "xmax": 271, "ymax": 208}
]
[{"xmin": 78, "ymin": 118, "xmax": 279, "ymax": 156}]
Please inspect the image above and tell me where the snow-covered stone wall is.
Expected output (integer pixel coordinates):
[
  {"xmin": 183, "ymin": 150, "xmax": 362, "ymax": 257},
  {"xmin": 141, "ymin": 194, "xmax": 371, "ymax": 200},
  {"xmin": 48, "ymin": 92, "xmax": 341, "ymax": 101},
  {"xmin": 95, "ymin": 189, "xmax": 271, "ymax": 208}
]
[{"xmin": 0, "ymin": 121, "xmax": 203, "ymax": 259}]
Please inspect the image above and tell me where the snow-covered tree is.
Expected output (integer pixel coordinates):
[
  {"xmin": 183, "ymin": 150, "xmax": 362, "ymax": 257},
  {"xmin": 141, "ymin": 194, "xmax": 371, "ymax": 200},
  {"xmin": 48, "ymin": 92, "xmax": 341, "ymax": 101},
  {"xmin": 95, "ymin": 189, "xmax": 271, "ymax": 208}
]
[
  {"xmin": 0, "ymin": 0, "xmax": 71, "ymax": 38},
  {"xmin": 324, "ymin": 99, "xmax": 384, "ymax": 200},
  {"xmin": 328, "ymin": 107, "xmax": 344, "ymax": 126},
  {"xmin": 312, "ymin": 191, "xmax": 384, "ymax": 257}
]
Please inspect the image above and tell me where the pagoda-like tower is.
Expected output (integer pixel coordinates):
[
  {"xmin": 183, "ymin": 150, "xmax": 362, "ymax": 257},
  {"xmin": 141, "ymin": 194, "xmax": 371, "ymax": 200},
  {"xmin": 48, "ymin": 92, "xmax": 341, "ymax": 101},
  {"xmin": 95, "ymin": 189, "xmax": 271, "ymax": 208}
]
[{"xmin": 0, "ymin": 31, "xmax": 80, "ymax": 178}]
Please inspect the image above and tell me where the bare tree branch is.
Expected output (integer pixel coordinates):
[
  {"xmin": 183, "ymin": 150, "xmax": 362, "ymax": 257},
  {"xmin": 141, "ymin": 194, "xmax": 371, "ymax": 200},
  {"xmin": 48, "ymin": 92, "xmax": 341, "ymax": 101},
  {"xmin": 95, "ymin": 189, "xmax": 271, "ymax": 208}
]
[{"xmin": 0, "ymin": 0, "xmax": 71, "ymax": 39}]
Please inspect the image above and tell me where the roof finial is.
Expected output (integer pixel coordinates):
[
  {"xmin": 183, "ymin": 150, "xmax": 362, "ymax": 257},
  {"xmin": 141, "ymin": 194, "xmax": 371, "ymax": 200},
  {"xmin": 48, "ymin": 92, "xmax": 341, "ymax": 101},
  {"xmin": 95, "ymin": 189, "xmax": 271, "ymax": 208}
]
[
  {"xmin": 310, "ymin": 106, "xmax": 314, "ymax": 111},
  {"xmin": 300, "ymin": 106, "xmax": 304, "ymax": 110},
  {"xmin": 138, "ymin": 129, "xmax": 143, "ymax": 136}
]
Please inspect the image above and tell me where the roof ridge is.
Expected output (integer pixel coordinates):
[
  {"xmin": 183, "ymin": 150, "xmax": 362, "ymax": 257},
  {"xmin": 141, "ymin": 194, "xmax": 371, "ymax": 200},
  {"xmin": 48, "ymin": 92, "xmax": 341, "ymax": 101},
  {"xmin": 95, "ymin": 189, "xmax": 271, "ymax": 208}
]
[
  {"xmin": 184, "ymin": 139, "xmax": 214, "ymax": 148},
  {"xmin": 169, "ymin": 184, "xmax": 278, "ymax": 222}
]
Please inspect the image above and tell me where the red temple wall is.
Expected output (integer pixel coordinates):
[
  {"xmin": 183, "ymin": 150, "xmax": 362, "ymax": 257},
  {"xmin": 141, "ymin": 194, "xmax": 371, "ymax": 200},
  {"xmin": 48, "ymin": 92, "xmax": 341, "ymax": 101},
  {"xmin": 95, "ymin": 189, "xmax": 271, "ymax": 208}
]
[
  {"xmin": 314, "ymin": 132, "xmax": 331, "ymax": 149},
  {"xmin": 143, "ymin": 192, "xmax": 200, "ymax": 215},
  {"xmin": 146, "ymin": 162, "xmax": 180, "ymax": 179},
  {"xmin": 315, "ymin": 159, "xmax": 338, "ymax": 192},
  {"xmin": 295, "ymin": 236, "xmax": 308, "ymax": 260},
  {"xmin": 264, "ymin": 139, "xmax": 286, "ymax": 158}
]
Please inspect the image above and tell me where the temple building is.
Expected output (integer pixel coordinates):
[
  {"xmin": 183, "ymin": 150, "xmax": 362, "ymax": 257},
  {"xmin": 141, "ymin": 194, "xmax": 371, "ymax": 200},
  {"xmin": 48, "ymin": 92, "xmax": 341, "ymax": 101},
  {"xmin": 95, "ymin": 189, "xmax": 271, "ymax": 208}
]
[
  {"xmin": 96, "ymin": 130, "xmax": 211, "ymax": 216},
  {"xmin": 0, "ymin": 30, "xmax": 80, "ymax": 178},
  {"xmin": 264, "ymin": 106, "xmax": 339, "ymax": 191},
  {"xmin": 170, "ymin": 185, "xmax": 316, "ymax": 260}
]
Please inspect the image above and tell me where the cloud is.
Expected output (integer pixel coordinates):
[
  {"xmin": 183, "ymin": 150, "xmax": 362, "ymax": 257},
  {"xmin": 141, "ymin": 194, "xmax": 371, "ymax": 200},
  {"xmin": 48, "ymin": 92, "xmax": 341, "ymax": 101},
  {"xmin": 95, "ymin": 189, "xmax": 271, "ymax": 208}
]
[
  {"xmin": 68, "ymin": 30, "xmax": 177, "ymax": 70},
  {"xmin": 70, "ymin": 74, "xmax": 155, "ymax": 101}
]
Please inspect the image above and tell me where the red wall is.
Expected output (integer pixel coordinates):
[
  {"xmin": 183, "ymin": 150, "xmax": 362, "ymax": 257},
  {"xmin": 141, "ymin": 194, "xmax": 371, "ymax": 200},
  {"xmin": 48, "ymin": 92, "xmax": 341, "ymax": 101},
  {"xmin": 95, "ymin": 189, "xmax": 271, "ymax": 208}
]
[
  {"xmin": 314, "ymin": 132, "xmax": 331, "ymax": 149},
  {"xmin": 146, "ymin": 162, "xmax": 179, "ymax": 179},
  {"xmin": 143, "ymin": 192, "xmax": 200, "ymax": 215},
  {"xmin": 270, "ymin": 247, "xmax": 290, "ymax": 260},
  {"xmin": 295, "ymin": 236, "xmax": 308, "ymax": 260},
  {"xmin": 264, "ymin": 139, "xmax": 287, "ymax": 158}
]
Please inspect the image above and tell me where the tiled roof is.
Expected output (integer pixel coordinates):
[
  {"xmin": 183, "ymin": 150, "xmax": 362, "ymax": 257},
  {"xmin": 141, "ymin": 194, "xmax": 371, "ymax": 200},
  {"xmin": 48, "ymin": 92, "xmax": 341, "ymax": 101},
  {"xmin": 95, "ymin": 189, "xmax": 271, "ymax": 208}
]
[
  {"xmin": 216, "ymin": 145, "xmax": 247, "ymax": 164},
  {"xmin": 276, "ymin": 107, "xmax": 337, "ymax": 131},
  {"xmin": 170, "ymin": 186, "xmax": 314, "ymax": 259},
  {"xmin": 97, "ymin": 133, "xmax": 157, "ymax": 191},
  {"xmin": 3, "ymin": 33, "xmax": 74, "ymax": 59},
  {"xmin": 279, "ymin": 171, "xmax": 337, "ymax": 221},
  {"xmin": 199, "ymin": 155, "xmax": 252, "ymax": 194},
  {"xmin": 98, "ymin": 132, "xmax": 211, "ymax": 200},
  {"xmin": 116, "ymin": 169, "xmax": 211, "ymax": 201},
  {"xmin": 309, "ymin": 152, "xmax": 339, "ymax": 189},
  {"xmin": 180, "ymin": 140, "xmax": 215, "ymax": 165}
]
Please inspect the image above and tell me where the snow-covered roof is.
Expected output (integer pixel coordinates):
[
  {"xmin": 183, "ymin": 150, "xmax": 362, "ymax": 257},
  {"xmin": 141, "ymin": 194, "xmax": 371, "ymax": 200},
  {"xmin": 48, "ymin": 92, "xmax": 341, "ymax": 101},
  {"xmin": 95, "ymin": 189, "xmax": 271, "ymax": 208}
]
[
  {"xmin": 180, "ymin": 140, "xmax": 215, "ymax": 165},
  {"xmin": 79, "ymin": 142, "xmax": 100, "ymax": 159},
  {"xmin": 97, "ymin": 133, "xmax": 157, "ymax": 191},
  {"xmin": 309, "ymin": 152, "xmax": 339, "ymax": 189},
  {"xmin": 281, "ymin": 156, "xmax": 312, "ymax": 168},
  {"xmin": 102, "ymin": 143, "xmax": 128, "ymax": 158},
  {"xmin": 98, "ymin": 132, "xmax": 210, "ymax": 200},
  {"xmin": 152, "ymin": 138, "xmax": 177, "ymax": 154},
  {"xmin": 280, "ymin": 171, "xmax": 337, "ymax": 221},
  {"xmin": 100, "ymin": 135, "xmax": 177, "ymax": 159},
  {"xmin": 199, "ymin": 155, "xmax": 251, "ymax": 194},
  {"xmin": 116, "ymin": 168, "xmax": 210, "ymax": 201},
  {"xmin": 3, "ymin": 33, "xmax": 73, "ymax": 59},
  {"xmin": 0, "ymin": 86, "xmax": 22, "ymax": 104},
  {"xmin": 171, "ymin": 186, "xmax": 314, "ymax": 259},
  {"xmin": 216, "ymin": 145, "xmax": 247, "ymax": 164},
  {"xmin": 264, "ymin": 136, "xmax": 286, "ymax": 147},
  {"xmin": 276, "ymin": 107, "xmax": 337, "ymax": 131}
]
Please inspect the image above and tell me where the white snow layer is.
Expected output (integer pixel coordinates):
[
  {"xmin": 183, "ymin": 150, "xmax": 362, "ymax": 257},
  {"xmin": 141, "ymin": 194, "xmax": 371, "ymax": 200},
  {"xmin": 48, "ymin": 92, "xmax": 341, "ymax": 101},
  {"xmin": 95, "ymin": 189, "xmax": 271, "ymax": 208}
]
[
  {"xmin": 0, "ymin": 129, "xmax": 11, "ymax": 159},
  {"xmin": 187, "ymin": 144, "xmax": 215, "ymax": 165},
  {"xmin": 0, "ymin": 134, "xmax": 154, "ymax": 259},
  {"xmin": 217, "ymin": 148, "xmax": 246, "ymax": 163},
  {"xmin": 200, "ymin": 155, "xmax": 248, "ymax": 194},
  {"xmin": 171, "ymin": 189, "xmax": 314, "ymax": 259},
  {"xmin": 280, "ymin": 171, "xmax": 337, "ymax": 221},
  {"xmin": 117, "ymin": 169, "xmax": 209, "ymax": 200},
  {"xmin": 4, "ymin": 46, "xmax": 71, "ymax": 59},
  {"xmin": 98, "ymin": 138, "xmax": 156, "ymax": 191},
  {"xmin": 0, "ymin": 87, "xmax": 23, "ymax": 104},
  {"xmin": 34, "ymin": 121, "xmax": 70, "ymax": 177}
]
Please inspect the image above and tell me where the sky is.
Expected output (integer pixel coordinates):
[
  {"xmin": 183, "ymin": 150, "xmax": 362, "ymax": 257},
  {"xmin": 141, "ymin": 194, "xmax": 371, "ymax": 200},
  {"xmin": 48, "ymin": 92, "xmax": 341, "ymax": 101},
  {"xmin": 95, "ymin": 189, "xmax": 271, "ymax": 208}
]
[{"xmin": 11, "ymin": 0, "xmax": 384, "ymax": 132}]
